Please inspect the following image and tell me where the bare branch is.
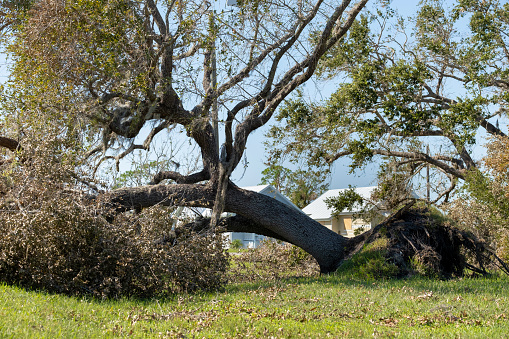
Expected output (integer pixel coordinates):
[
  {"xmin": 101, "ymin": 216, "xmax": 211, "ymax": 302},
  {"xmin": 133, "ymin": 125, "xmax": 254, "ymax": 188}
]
[
  {"xmin": 174, "ymin": 43, "xmax": 199, "ymax": 60},
  {"xmin": 146, "ymin": 0, "xmax": 167, "ymax": 35},
  {"xmin": 228, "ymin": 0, "xmax": 369, "ymax": 170},
  {"xmin": 431, "ymin": 174, "xmax": 456, "ymax": 205},
  {"xmin": 149, "ymin": 169, "xmax": 209, "ymax": 185},
  {"xmin": 327, "ymin": 148, "xmax": 467, "ymax": 179}
]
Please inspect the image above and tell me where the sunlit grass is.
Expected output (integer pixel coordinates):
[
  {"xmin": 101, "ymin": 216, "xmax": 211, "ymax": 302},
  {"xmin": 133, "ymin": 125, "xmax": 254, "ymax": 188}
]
[{"xmin": 1, "ymin": 273, "xmax": 509, "ymax": 338}]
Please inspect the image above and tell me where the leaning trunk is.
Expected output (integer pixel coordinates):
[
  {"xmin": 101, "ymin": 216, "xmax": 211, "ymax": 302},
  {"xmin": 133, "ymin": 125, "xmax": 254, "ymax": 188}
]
[
  {"xmin": 103, "ymin": 183, "xmax": 347, "ymax": 273},
  {"xmin": 224, "ymin": 186, "xmax": 347, "ymax": 273}
]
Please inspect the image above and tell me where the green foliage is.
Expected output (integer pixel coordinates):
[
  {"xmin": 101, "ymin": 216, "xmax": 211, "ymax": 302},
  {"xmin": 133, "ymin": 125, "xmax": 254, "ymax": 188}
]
[
  {"xmin": 463, "ymin": 170, "xmax": 509, "ymax": 215},
  {"xmin": 265, "ymin": 0, "xmax": 509, "ymax": 210},
  {"xmin": 317, "ymin": 15, "xmax": 373, "ymax": 78},
  {"xmin": 260, "ymin": 165, "xmax": 328, "ymax": 209},
  {"xmin": 230, "ymin": 239, "xmax": 243, "ymax": 250},
  {"xmin": 335, "ymin": 238, "xmax": 399, "ymax": 280},
  {"xmin": 324, "ymin": 185, "xmax": 365, "ymax": 220},
  {"xmin": 445, "ymin": 168, "xmax": 509, "ymax": 259},
  {"xmin": 353, "ymin": 226, "xmax": 367, "ymax": 236},
  {"xmin": 275, "ymin": 94, "xmax": 314, "ymax": 127},
  {"xmin": 426, "ymin": 205, "xmax": 449, "ymax": 225}
]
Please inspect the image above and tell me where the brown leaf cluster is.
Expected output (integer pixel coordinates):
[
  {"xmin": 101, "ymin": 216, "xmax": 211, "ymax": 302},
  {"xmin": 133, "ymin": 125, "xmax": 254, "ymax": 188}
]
[{"xmin": 0, "ymin": 163, "xmax": 228, "ymax": 299}]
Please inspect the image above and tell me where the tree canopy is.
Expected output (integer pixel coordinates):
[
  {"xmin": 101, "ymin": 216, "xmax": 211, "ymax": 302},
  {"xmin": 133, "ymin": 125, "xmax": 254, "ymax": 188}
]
[
  {"xmin": 0, "ymin": 0, "xmax": 371, "ymax": 273},
  {"xmin": 265, "ymin": 0, "xmax": 509, "ymax": 205}
]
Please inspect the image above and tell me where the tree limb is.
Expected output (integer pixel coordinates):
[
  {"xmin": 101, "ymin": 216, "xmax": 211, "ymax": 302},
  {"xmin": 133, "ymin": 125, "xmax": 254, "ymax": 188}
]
[
  {"xmin": 327, "ymin": 148, "xmax": 466, "ymax": 179},
  {"xmin": 0, "ymin": 136, "xmax": 22, "ymax": 153},
  {"xmin": 149, "ymin": 169, "xmax": 209, "ymax": 185}
]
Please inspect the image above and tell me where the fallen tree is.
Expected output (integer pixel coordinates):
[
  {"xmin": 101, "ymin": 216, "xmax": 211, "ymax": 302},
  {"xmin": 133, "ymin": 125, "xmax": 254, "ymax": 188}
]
[
  {"xmin": 0, "ymin": 0, "xmax": 506, "ymax": 284},
  {"xmin": 0, "ymin": 132, "xmax": 506, "ymax": 282},
  {"xmin": 1, "ymin": 0, "xmax": 369, "ymax": 274}
]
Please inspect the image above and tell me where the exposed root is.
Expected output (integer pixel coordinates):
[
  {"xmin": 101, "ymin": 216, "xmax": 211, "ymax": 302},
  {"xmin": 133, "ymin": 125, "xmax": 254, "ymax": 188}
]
[{"xmin": 344, "ymin": 206, "xmax": 509, "ymax": 278}]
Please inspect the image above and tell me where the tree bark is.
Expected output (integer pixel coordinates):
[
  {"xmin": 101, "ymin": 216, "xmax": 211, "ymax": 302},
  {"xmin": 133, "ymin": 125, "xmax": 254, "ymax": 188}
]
[
  {"xmin": 0, "ymin": 136, "xmax": 21, "ymax": 152},
  {"xmin": 225, "ymin": 186, "xmax": 346, "ymax": 273}
]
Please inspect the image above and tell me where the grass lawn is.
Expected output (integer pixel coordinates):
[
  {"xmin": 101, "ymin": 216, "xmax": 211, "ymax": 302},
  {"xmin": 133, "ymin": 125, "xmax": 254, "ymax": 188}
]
[{"xmin": 1, "ymin": 272, "xmax": 509, "ymax": 338}]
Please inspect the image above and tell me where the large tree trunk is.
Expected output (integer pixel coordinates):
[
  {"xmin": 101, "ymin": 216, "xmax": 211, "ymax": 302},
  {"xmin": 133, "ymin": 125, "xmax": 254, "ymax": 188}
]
[
  {"xmin": 102, "ymin": 183, "xmax": 347, "ymax": 273},
  {"xmin": 224, "ymin": 186, "xmax": 346, "ymax": 273}
]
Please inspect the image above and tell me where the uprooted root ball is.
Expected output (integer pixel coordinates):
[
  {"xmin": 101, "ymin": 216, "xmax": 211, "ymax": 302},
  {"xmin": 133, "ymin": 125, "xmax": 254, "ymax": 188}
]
[{"xmin": 341, "ymin": 207, "xmax": 509, "ymax": 279}]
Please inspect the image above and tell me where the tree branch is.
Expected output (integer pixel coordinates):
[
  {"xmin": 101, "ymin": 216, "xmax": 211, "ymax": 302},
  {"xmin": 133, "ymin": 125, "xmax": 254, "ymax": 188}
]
[
  {"xmin": 0, "ymin": 136, "xmax": 22, "ymax": 153},
  {"xmin": 229, "ymin": 0, "xmax": 369, "ymax": 171},
  {"xmin": 327, "ymin": 148, "xmax": 466, "ymax": 179},
  {"xmin": 149, "ymin": 169, "xmax": 209, "ymax": 185},
  {"xmin": 146, "ymin": 0, "xmax": 167, "ymax": 35}
]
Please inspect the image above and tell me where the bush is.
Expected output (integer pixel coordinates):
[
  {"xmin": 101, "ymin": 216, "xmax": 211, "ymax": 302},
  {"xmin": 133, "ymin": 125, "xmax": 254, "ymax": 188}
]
[
  {"xmin": 335, "ymin": 238, "xmax": 399, "ymax": 280},
  {"xmin": 0, "ymin": 124, "xmax": 230, "ymax": 299},
  {"xmin": 0, "ymin": 182, "xmax": 228, "ymax": 299},
  {"xmin": 228, "ymin": 240, "xmax": 319, "ymax": 282},
  {"xmin": 496, "ymin": 233, "xmax": 509, "ymax": 263}
]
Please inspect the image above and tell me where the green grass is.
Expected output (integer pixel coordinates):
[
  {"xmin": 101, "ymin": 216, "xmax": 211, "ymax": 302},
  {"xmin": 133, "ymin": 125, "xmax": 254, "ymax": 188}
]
[
  {"xmin": 335, "ymin": 238, "xmax": 399, "ymax": 280},
  {"xmin": 1, "ymin": 274, "xmax": 509, "ymax": 338}
]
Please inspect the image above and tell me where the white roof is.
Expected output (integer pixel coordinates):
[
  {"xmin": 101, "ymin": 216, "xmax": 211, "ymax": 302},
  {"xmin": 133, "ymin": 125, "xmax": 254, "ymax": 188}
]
[
  {"xmin": 302, "ymin": 186, "xmax": 378, "ymax": 220},
  {"xmin": 242, "ymin": 185, "xmax": 270, "ymax": 193}
]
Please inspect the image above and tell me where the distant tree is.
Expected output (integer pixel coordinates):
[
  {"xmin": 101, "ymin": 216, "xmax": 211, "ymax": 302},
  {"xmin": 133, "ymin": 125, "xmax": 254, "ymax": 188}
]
[
  {"xmin": 265, "ymin": 0, "xmax": 509, "ymax": 206},
  {"xmin": 324, "ymin": 186, "xmax": 365, "ymax": 220}
]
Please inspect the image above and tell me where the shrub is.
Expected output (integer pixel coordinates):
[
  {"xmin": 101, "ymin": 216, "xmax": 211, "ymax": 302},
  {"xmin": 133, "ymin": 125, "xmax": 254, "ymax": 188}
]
[
  {"xmin": 0, "ymin": 182, "xmax": 228, "ymax": 299},
  {"xmin": 0, "ymin": 125, "xmax": 230, "ymax": 299},
  {"xmin": 335, "ymin": 238, "xmax": 399, "ymax": 280},
  {"xmin": 228, "ymin": 240, "xmax": 319, "ymax": 282},
  {"xmin": 496, "ymin": 233, "xmax": 509, "ymax": 263}
]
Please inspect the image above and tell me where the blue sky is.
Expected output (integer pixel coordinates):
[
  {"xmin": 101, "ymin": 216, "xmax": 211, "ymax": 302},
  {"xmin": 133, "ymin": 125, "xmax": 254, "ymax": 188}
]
[{"xmin": 0, "ymin": 53, "xmax": 7, "ymax": 82}]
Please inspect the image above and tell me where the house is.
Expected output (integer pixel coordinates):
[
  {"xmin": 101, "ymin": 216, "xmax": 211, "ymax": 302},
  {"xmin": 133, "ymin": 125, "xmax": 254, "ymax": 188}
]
[
  {"xmin": 226, "ymin": 185, "xmax": 303, "ymax": 248},
  {"xmin": 302, "ymin": 186, "xmax": 388, "ymax": 237}
]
